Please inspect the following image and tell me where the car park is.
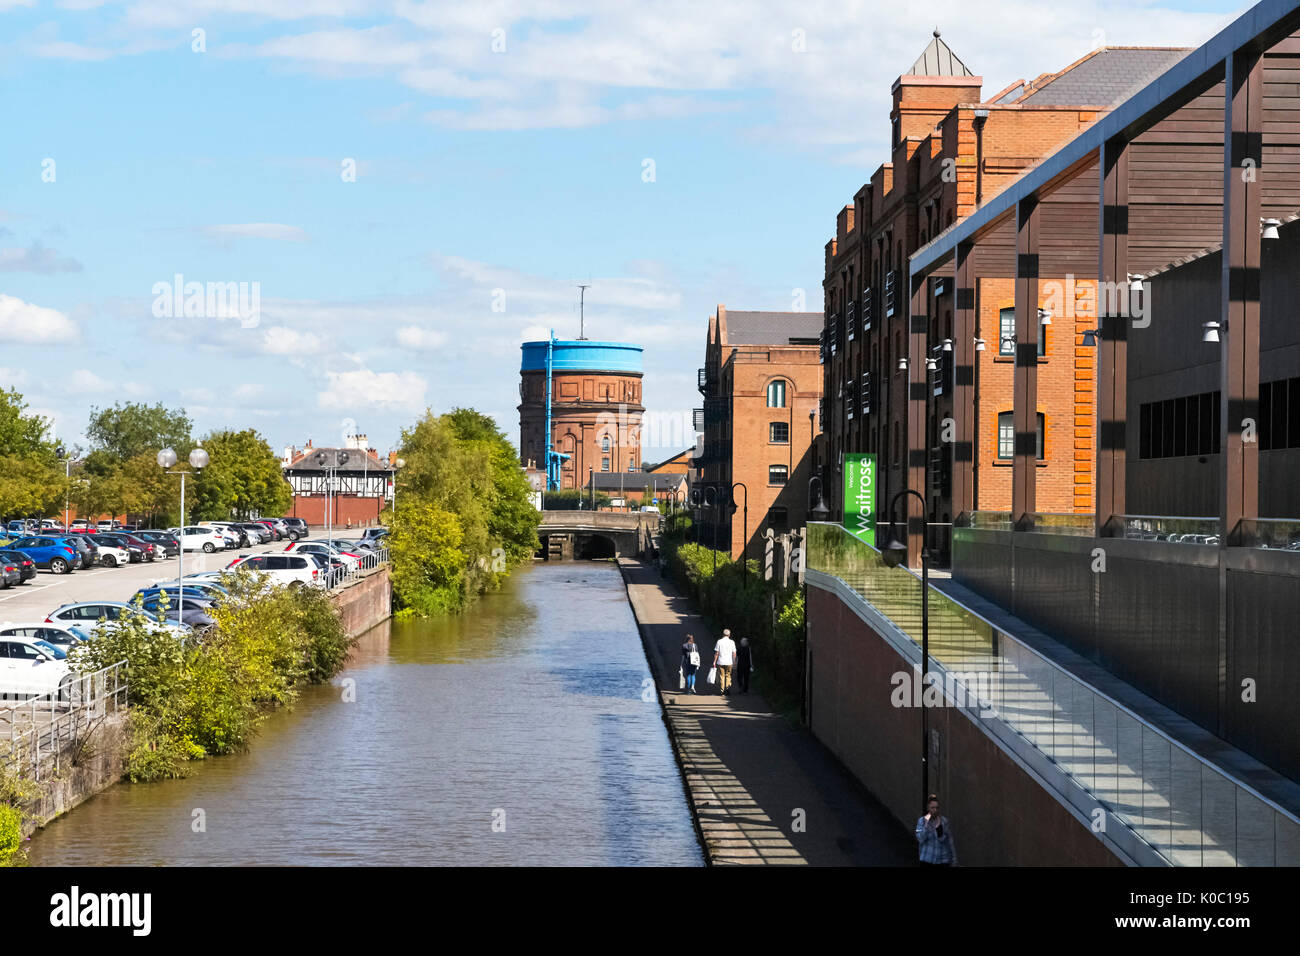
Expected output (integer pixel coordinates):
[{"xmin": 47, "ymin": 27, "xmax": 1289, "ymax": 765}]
[
  {"xmin": 8, "ymin": 536, "xmax": 80, "ymax": 574},
  {"xmin": 0, "ymin": 635, "xmax": 73, "ymax": 700},
  {"xmin": 0, "ymin": 550, "xmax": 37, "ymax": 584}
]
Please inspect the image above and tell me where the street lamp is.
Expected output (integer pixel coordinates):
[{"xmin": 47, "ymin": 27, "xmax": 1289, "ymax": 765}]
[
  {"xmin": 881, "ymin": 487, "xmax": 932, "ymax": 811},
  {"xmin": 801, "ymin": 474, "xmax": 830, "ymax": 726},
  {"xmin": 55, "ymin": 446, "xmax": 72, "ymax": 530},
  {"xmin": 729, "ymin": 481, "xmax": 748, "ymax": 585},
  {"xmin": 316, "ymin": 450, "xmax": 349, "ymax": 542},
  {"xmin": 391, "ymin": 457, "xmax": 406, "ymax": 516},
  {"xmin": 158, "ymin": 446, "xmax": 209, "ymax": 627}
]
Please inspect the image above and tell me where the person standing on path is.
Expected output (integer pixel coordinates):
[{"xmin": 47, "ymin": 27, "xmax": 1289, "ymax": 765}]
[
  {"xmin": 681, "ymin": 634, "xmax": 701, "ymax": 694},
  {"xmin": 735, "ymin": 636, "xmax": 752, "ymax": 693},
  {"xmin": 916, "ymin": 794, "xmax": 957, "ymax": 866},
  {"xmin": 713, "ymin": 629, "xmax": 737, "ymax": 696}
]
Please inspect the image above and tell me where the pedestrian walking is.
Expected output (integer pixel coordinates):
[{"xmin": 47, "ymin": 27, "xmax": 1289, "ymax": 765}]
[
  {"xmin": 916, "ymin": 794, "xmax": 957, "ymax": 866},
  {"xmin": 712, "ymin": 628, "xmax": 737, "ymax": 696},
  {"xmin": 735, "ymin": 636, "xmax": 752, "ymax": 693},
  {"xmin": 681, "ymin": 634, "xmax": 701, "ymax": 694}
]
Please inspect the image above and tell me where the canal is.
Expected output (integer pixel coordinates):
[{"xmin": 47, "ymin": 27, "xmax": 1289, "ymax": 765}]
[{"xmin": 28, "ymin": 562, "xmax": 704, "ymax": 866}]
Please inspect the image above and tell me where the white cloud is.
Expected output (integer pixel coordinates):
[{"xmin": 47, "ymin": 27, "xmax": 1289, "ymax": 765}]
[
  {"xmin": 233, "ymin": 383, "xmax": 267, "ymax": 401},
  {"xmin": 395, "ymin": 325, "xmax": 446, "ymax": 350},
  {"xmin": 317, "ymin": 368, "xmax": 428, "ymax": 412},
  {"xmin": 68, "ymin": 369, "xmax": 111, "ymax": 394},
  {"xmin": 260, "ymin": 325, "xmax": 326, "ymax": 355},
  {"xmin": 0, "ymin": 294, "xmax": 79, "ymax": 344},
  {"xmin": 201, "ymin": 223, "xmax": 309, "ymax": 242}
]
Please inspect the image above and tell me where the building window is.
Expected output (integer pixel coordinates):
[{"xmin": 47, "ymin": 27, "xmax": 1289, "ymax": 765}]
[
  {"xmin": 1140, "ymin": 390, "xmax": 1221, "ymax": 458},
  {"xmin": 770, "ymin": 421, "xmax": 790, "ymax": 444},
  {"xmin": 766, "ymin": 380, "xmax": 787, "ymax": 408},
  {"xmin": 997, "ymin": 412, "xmax": 1044, "ymax": 460},
  {"xmin": 601, "ymin": 435, "xmax": 610, "ymax": 453},
  {"xmin": 768, "ymin": 465, "xmax": 788, "ymax": 486},
  {"xmin": 602, "ymin": 457, "xmax": 610, "ymax": 472},
  {"xmin": 999, "ymin": 307, "xmax": 1045, "ymax": 356}
]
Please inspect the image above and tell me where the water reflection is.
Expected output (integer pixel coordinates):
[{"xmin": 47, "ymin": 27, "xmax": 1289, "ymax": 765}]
[{"xmin": 28, "ymin": 562, "xmax": 703, "ymax": 867}]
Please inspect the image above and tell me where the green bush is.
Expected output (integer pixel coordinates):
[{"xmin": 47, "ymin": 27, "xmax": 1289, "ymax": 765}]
[{"xmin": 0, "ymin": 804, "xmax": 21, "ymax": 864}]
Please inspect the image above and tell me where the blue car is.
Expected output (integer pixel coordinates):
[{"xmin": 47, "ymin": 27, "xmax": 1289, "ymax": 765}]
[{"xmin": 8, "ymin": 536, "xmax": 81, "ymax": 574}]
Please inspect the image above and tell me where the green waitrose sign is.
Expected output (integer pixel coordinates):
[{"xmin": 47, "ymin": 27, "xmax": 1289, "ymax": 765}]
[{"xmin": 843, "ymin": 453, "xmax": 876, "ymax": 545}]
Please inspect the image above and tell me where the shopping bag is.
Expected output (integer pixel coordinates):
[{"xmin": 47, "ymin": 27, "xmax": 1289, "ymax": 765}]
[
  {"xmin": 707, "ymin": 666, "xmax": 718, "ymax": 685},
  {"xmin": 678, "ymin": 667, "xmax": 685, "ymax": 690}
]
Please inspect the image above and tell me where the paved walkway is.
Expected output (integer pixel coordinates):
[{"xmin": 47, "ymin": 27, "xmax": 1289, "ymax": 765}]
[{"xmin": 618, "ymin": 558, "xmax": 914, "ymax": 866}]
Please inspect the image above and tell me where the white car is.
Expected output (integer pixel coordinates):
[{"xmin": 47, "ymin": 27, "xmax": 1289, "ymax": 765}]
[
  {"xmin": 0, "ymin": 622, "xmax": 84, "ymax": 652},
  {"xmin": 95, "ymin": 542, "xmax": 132, "ymax": 567},
  {"xmin": 289, "ymin": 541, "xmax": 360, "ymax": 572},
  {"xmin": 168, "ymin": 526, "xmax": 227, "ymax": 553},
  {"xmin": 0, "ymin": 635, "xmax": 72, "ymax": 699},
  {"xmin": 226, "ymin": 553, "xmax": 322, "ymax": 588},
  {"xmin": 47, "ymin": 601, "xmax": 190, "ymax": 639}
]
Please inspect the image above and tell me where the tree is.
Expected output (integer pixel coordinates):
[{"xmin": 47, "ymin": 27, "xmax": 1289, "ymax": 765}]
[
  {"xmin": 189, "ymin": 429, "xmax": 292, "ymax": 520},
  {"xmin": 0, "ymin": 388, "xmax": 62, "ymax": 519},
  {"xmin": 388, "ymin": 498, "xmax": 468, "ymax": 617},
  {"xmin": 86, "ymin": 403, "xmax": 192, "ymax": 461}
]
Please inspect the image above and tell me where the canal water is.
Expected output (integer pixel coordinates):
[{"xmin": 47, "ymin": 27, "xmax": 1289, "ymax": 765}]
[{"xmin": 28, "ymin": 562, "xmax": 704, "ymax": 866}]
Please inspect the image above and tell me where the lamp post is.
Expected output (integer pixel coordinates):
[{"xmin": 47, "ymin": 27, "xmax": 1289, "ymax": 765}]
[
  {"xmin": 729, "ymin": 481, "xmax": 748, "ymax": 584},
  {"xmin": 802, "ymin": 475, "xmax": 830, "ymax": 725},
  {"xmin": 316, "ymin": 450, "xmax": 349, "ymax": 543},
  {"xmin": 880, "ymin": 487, "xmax": 932, "ymax": 810},
  {"xmin": 55, "ymin": 446, "xmax": 72, "ymax": 530},
  {"xmin": 158, "ymin": 446, "xmax": 209, "ymax": 627},
  {"xmin": 391, "ymin": 457, "xmax": 406, "ymax": 516}
]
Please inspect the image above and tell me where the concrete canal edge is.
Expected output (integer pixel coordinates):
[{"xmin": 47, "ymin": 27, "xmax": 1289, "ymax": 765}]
[
  {"xmin": 615, "ymin": 559, "xmax": 716, "ymax": 866},
  {"xmin": 17, "ymin": 567, "xmax": 393, "ymax": 840}
]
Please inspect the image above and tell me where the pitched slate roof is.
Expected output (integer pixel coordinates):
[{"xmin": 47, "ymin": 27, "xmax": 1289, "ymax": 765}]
[
  {"xmin": 1014, "ymin": 48, "xmax": 1190, "ymax": 107},
  {"xmin": 285, "ymin": 447, "xmax": 390, "ymax": 473},
  {"xmin": 907, "ymin": 31, "xmax": 974, "ymax": 77},
  {"xmin": 589, "ymin": 472, "xmax": 686, "ymax": 492},
  {"xmin": 725, "ymin": 311, "xmax": 824, "ymax": 346}
]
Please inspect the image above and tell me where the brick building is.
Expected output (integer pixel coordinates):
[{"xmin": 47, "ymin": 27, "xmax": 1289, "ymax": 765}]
[
  {"xmin": 695, "ymin": 305, "xmax": 823, "ymax": 558},
  {"xmin": 820, "ymin": 32, "xmax": 1188, "ymax": 557},
  {"xmin": 518, "ymin": 337, "xmax": 644, "ymax": 490},
  {"xmin": 282, "ymin": 437, "xmax": 393, "ymax": 528}
]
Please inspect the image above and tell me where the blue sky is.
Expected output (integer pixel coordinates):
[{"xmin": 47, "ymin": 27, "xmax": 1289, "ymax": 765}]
[{"xmin": 0, "ymin": 0, "xmax": 1245, "ymax": 461}]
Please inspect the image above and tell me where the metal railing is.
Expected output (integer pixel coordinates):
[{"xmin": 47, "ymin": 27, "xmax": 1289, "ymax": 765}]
[
  {"xmin": 1, "ymin": 661, "xmax": 128, "ymax": 781},
  {"xmin": 324, "ymin": 546, "xmax": 389, "ymax": 589},
  {"xmin": 1103, "ymin": 514, "xmax": 1220, "ymax": 544},
  {"xmin": 806, "ymin": 521, "xmax": 1300, "ymax": 866}
]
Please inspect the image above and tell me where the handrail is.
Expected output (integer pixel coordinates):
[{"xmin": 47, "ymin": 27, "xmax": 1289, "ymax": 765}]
[{"xmin": 806, "ymin": 521, "xmax": 1300, "ymax": 862}]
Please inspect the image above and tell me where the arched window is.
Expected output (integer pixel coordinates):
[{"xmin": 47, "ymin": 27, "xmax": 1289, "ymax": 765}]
[
  {"xmin": 601, "ymin": 434, "xmax": 611, "ymax": 453},
  {"xmin": 766, "ymin": 380, "xmax": 787, "ymax": 408}
]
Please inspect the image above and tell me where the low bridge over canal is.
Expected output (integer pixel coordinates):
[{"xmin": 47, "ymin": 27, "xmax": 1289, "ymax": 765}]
[{"xmin": 538, "ymin": 510, "xmax": 659, "ymax": 560}]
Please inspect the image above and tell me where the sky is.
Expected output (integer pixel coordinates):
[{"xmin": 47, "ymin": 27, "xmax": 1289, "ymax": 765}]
[{"xmin": 0, "ymin": 0, "xmax": 1247, "ymax": 462}]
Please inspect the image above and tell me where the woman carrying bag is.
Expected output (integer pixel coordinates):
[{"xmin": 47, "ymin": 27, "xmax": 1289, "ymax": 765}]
[{"xmin": 681, "ymin": 634, "xmax": 702, "ymax": 694}]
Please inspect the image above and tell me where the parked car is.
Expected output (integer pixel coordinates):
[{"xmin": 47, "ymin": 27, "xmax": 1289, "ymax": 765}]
[
  {"xmin": 0, "ymin": 560, "xmax": 20, "ymax": 589},
  {"xmin": 317, "ymin": 538, "xmax": 380, "ymax": 569},
  {"xmin": 281, "ymin": 517, "xmax": 309, "ymax": 538},
  {"xmin": 255, "ymin": 519, "xmax": 291, "ymax": 541},
  {"xmin": 150, "ymin": 579, "xmax": 229, "ymax": 600},
  {"xmin": 0, "ymin": 623, "xmax": 84, "ymax": 651},
  {"xmin": 0, "ymin": 550, "xmax": 37, "ymax": 583},
  {"xmin": 8, "ymin": 536, "xmax": 80, "ymax": 574},
  {"xmin": 46, "ymin": 601, "xmax": 190, "ymax": 638},
  {"xmin": 232, "ymin": 522, "xmax": 270, "ymax": 545},
  {"xmin": 225, "ymin": 552, "xmax": 322, "ymax": 588},
  {"xmin": 287, "ymin": 540, "xmax": 361, "ymax": 572},
  {"xmin": 0, "ymin": 635, "xmax": 73, "ymax": 700},
  {"xmin": 60, "ymin": 534, "xmax": 99, "ymax": 570},
  {"xmin": 135, "ymin": 530, "xmax": 180, "ymax": 557},
  {"xmin": 135, "ymin": 595, "xmax": 215, "ymax": 629},
  {"xmin": 168, "ymin": 526, "xmax": 227, "ymax": 553},
  {"xmin": 96, "ymin": 520, "xmax": 124, "ymax": 531},
  {"xmin": 92, "ymin": 540, "xmax": 132, "ymax": 568},
  {"xmin": 90, "ymin": 532, "xmax": 148, "ymax": 563}
]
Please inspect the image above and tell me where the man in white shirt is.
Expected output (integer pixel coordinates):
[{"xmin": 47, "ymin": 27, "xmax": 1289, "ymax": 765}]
[{"xmin": 713, "ymin": 629, "xmax": 737, "ymax": 696}]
